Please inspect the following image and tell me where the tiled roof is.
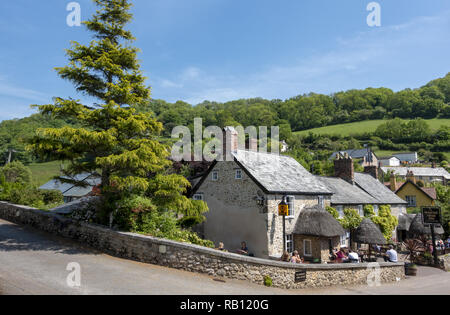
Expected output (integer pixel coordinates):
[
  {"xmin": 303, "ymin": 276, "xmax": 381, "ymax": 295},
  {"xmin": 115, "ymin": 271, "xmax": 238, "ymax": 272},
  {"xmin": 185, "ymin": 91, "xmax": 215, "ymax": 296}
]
[
  {"xmin": 381, "ymin": 167, "xmax": 450, "ymax": 180},
  {"xmin": 316, "ymin": 176, "xmax": 378, "ymax": 205},
  {"xmin": 354, "ymin": 173, "xmax": 407, "ymax": 205},
  {"xmin": 233, "ymin": 150, "xmax": 331, "ymax": 195}
]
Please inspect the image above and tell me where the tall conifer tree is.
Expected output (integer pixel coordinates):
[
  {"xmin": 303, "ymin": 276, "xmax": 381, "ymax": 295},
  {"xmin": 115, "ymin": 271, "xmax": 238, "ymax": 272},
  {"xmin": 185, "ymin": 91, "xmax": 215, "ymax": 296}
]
[{"xmin": 29, "ymin": 0, "xmax": 207, "ymax": 222}]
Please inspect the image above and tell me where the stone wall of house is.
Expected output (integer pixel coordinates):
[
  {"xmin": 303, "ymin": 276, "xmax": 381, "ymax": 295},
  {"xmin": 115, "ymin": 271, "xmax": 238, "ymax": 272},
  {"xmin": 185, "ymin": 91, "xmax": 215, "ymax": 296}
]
[{"xmin": 0, "ymin": 201, "xmax": 405, "ymax": 289}]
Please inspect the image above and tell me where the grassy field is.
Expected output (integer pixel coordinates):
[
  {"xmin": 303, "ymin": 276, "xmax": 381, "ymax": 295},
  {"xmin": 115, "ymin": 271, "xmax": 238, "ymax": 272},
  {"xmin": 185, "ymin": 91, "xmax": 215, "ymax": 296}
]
[
  {"xmin": 293, "ymin": 119, "xmax": 450, "ymax": 137},
  {"xmin": 28, "ymin": 160, "xmax": 64, "ymax": 186}
]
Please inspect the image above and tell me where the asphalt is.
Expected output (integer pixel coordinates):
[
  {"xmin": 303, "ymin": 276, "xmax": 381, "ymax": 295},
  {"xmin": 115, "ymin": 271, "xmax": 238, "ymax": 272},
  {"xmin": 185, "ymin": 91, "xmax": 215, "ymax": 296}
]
[{"xmin": 0, "ymin": 219, "xmax": 449, "ymax": 295}]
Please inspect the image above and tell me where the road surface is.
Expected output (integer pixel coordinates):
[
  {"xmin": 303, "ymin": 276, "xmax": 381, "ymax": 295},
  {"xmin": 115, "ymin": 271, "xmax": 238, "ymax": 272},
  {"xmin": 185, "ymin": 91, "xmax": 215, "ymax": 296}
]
[{"xmin": 0, "ymin": 219, "xmax": 449, "ymax": 295}]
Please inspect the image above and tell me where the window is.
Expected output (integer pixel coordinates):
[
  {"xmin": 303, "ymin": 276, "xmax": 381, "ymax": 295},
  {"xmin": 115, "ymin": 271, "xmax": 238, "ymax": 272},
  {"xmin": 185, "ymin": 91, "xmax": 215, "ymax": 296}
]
[
  {"xmin": 406, "ymin": 195, "xmax": 417, "ymax": 207},
  {"xmin": 337, "ymin": 205, "xmax": 344, "ymax": 218},
  {"xmin": 212, "ymin": 171, "xmax": 219, "ymax": 181},
  {"xmin": 373, "ymin": 205, "xmax": 379, "ymax": 215},
  {"xmin": 318, "ymin": 196, "xmax": 324, "ymax": 208},
  {"xmin": 303, "ymin": 240, "xmax": 312, "ymax": 257},
  {"xmin": 340, "ymin": 234, "xmax": 347, "ymax": 247},
  {"xmin": 286, "ymin": 235, "xmax": 294, "ymax": 254},
  {"xmin": 286, "ymin": 196, "xmax": 295, "ymax": 217},
  {"xmin": 235, "ymin": 169, "xmax": 242, "ymax": 180},
  {"xmin": 357, "ymin": 205, "xmax": 363, "ymax": 216},
  {"xmin": 193, "ymin": 194, "xmax": 204, "ymax": 201}
]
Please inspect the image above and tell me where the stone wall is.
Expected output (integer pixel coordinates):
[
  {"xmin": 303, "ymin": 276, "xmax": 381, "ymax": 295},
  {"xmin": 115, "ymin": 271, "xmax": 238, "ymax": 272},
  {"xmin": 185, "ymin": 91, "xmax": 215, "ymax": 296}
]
[{"xmin": 0, "ymin": 201, "xmax": 405, "ymax": 289}]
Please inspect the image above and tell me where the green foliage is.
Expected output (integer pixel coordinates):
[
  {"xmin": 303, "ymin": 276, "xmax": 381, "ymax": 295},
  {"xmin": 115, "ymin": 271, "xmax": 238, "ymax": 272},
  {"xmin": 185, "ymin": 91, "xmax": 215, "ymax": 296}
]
[
  {"xmin": 114, "ymin": 195, "xmax": 213, "ymax": 247},
  {"xmin": 371, "ymin": 205, "xmax": 398, "ymax": 241},
  {"xmin": 326, "ymin": 206, "xmax": 339, "ymax": 220},
  {"xmin": 263, "ymin": 275, "xmax": 273, "ymax": 287},
  {"xmin": 433, "ymin": 183, "xmax": 450, "ymax": 237},
  {"xmin": 0, "ymin": 161, "xmax": 32, "ymax": 184},
  {"xmin": 363, "ymin": 205, "xmax": 376, "ymax": 218},
  {"xmin": 339, "ymin": 208, "xmax": 363, "ymax": 231}
]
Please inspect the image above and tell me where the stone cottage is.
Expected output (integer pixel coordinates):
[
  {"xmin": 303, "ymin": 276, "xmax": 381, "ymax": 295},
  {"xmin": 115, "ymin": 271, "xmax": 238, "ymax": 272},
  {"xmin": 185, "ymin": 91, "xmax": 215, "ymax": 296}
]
[{"xmin": 191, "ymin": 131, "xmax": 333, "ymax": 259}]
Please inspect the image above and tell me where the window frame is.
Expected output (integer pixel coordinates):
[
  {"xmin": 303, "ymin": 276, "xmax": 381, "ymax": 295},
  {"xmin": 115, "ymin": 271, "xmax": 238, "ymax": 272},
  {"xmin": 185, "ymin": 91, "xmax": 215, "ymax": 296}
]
[
  {"xmin": 286, "ymin": 196, "xmax": 295, "ymax": 218},
  {"xmin": 303, "ymin": 239, "xmax": 312, "ymax": 257},
  {"xmin": 235, "ymin": 169, "xmax": 242, "ymax": 180},
  {"xmin": 406, "ymin": 195, "xmax": 417, "ymax": 207},
  {"xmin": 286, "ymin": 234, "xmax": 294, "ymax": 254},
  {"xmin": 337, "ymin": 205, "xmax": 344, "ymax": 218},
  {"xmin": 211, "ymin": 171, "xmax": 219, "ymax": 181},
  {"xmin": 193, "ymin": 193, "xmax": 204, "ymax": 201}
]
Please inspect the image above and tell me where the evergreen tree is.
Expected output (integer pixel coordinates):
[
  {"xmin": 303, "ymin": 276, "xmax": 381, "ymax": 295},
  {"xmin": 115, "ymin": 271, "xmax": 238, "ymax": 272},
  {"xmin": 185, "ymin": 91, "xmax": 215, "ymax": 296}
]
[{"xmin": 28, "ymin": 0, "xmax": 207, "ymax": 224}]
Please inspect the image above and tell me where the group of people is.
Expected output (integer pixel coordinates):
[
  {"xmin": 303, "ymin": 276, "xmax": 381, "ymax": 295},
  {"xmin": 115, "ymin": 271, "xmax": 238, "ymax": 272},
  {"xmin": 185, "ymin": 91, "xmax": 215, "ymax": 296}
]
[
  {"xmin": 436, "ymin": 238, "xmax": 450, "ymax": 250},
  {"xmin": 281, "ymin": 250, "xmax": 304, "ymax": 264},
  {"xmin": 216, "ymin": 241, "xmax": 253, "ymax": 256},
  {"xmin": 331, "ymin": 245, "xmax": 398, "ymax": 263}
]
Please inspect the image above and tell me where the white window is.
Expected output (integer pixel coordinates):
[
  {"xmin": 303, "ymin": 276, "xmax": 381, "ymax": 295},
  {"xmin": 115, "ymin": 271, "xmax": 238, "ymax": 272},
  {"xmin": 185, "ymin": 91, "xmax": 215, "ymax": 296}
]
[
  {"xmin": 212, "ymin": 171, "xmax": 219, "ymax": 181},
  {"xmin": 303, "ymin": 239, "xmax": 312, "ymax": 257},
  {"xmin": 373, "ymin": 205, "xmax": 379, "ymax": 215},
  {"xmin": 340, "ymin": 235, "xmax": 347, "ymax": 247},
  {"xmin": 318, "ymin": 196, "xmax": 324, "ymax": 208},
  {"xmin": 357, "ymin": 205, "xmax": 363, "ymax": 216},
  {"xmin": 286, "ymin": 196, "xmax": 295, "ymax": 217},
  {"xmin": 337, "ymin": 205, "xmax": 344, "ymax": 218},
  {"xmin": 193, "ymin": 194, "xmax": 204, "ymax": 201},
  {"xmin": 286, "ymin": 235, "xmax": 294, "ymax": 254},
  {"xmin": 406, "ymin": 196, "xmax": 417, "ymax": 207},
  {"xmin": 235, "ymin": 169, "xmax": 242, "ymax": 180}
]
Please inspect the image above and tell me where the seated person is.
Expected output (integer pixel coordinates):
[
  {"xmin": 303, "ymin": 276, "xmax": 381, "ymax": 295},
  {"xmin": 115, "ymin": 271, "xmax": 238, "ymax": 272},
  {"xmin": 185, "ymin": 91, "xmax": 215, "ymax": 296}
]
[
  {"xmin": 384, "ymin": 245, "xmax": 398, "ymax": 263},
  {"xmin": 334, "ymin": 248, "xmax": 348, "ymax": 263},
  {"xmin": 281, "ymin": 251, "xmax": 291, "ymax": 262},
  {"xmin": 237, "ymin": 241, "xmax": 249, "ymax": 255},
  {"xmin": 348, "ymin": 249, "xmax": 359, "ymax": 263},
  {"xmin": 216, "ymin": 242, "xmax": 227, "ymax": 252},
  {"xmin": 290, "ymin": 250, "xmax": 303, "ymax": 264}
]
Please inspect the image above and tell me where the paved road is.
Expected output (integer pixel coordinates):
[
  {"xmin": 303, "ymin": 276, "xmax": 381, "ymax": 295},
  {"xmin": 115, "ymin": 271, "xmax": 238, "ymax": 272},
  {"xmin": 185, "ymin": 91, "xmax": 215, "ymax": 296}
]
[{"xmin": 0, "ymin": 219, "xmax": 449, "ymax": 295}]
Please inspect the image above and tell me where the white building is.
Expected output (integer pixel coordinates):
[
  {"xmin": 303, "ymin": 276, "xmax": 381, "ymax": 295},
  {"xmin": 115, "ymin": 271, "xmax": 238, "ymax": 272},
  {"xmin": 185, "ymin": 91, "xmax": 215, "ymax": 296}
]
[{"xmin": 379, "ymin": 156, "xmax": 401, "ymax": 167}]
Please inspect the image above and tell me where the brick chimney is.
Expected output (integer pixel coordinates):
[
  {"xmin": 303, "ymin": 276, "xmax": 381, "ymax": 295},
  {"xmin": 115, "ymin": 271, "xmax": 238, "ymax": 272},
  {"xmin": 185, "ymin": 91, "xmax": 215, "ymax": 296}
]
[
  {"xmin": 406, "ymin": 170, "xmax": 416, "ymax": 184},
  {"xmin": 222, "ymin": 126, "xmax": 238, "ymax": 161},
  {"xmin": 248, "ymin": 137, "xmax": 258, "ymax": 152},
  {"xmin": 390, "ymin": 173, "xmax": 397, "ymax": 191},
  {"xmin": 364, "ymin": 165, "xmax": 378, "ymax": 179},
  {"xmin": 334, "ymin": 153, "xmax": 354, "ymax": 184}
]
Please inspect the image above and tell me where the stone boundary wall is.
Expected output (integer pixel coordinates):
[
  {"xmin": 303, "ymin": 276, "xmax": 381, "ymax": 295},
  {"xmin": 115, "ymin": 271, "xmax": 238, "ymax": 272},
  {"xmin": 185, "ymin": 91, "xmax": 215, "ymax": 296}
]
[{"xmin": 0, "ymin": 202, "xmax": 405, "ymax": 289}]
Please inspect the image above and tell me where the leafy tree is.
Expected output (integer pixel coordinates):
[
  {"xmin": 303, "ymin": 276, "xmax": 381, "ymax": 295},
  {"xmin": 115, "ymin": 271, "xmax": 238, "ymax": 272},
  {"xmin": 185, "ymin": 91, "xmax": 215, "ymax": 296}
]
[
  {"xmin": 339, "ymin": 208, "xmax": 363, "ymax": 248},
  {"xmin": 363, "ymin": 205, "xmax": 376, "ymax": 218},
  {"xmin": 28, "ymin": 0, "xmax": 207, "ymax": 227},
  {"xmin": 371, "ymin": 205, "xmax": 398, "ymax": 241},
  {"xmin": 326, "ymin": 206, "xmax": 339, "ymax": 220},
  {"xmin": 0, "ymin": 161, "xmax": 32, "ymax": 184}
]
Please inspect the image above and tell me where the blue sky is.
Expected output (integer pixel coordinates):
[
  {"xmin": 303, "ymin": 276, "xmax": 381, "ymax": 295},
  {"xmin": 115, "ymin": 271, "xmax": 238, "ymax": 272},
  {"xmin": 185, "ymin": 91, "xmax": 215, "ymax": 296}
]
[{"xmin": 0, "ymin": 0, "xmax": 450, "ymax": 121}]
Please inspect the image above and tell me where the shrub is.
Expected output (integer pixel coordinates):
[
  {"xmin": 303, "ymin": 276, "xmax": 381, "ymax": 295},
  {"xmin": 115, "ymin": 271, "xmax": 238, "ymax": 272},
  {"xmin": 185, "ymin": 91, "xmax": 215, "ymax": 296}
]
[
  {"xmin": 326, "ymin": 206, "xmax": 339, "ymax": 220},
  {"xmin": 263, "ymin": 275, "xmax": 273, "ymax": 287},
  {"xmin": 0, "ymin": 161, "xmax": 32, "ymax": 184}
]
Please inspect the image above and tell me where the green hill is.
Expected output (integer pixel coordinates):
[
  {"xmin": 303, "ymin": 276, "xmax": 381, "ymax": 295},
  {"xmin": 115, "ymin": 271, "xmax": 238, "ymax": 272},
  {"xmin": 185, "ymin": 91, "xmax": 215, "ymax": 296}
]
[{"xmin": 294, "ymin": 119, "xmax": 450, "ymax": 137}]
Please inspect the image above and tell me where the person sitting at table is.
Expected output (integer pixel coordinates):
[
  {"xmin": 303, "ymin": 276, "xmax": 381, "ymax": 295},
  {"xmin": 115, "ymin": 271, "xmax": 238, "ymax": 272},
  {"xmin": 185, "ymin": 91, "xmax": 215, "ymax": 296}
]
[
  {"xmin": 290, "ymin": 250, "xmax": 303, "ymax": 264},
  {"xmin": 237, "ymin": 241, "xmax": 249, "ymax": 255},
  {"xmin": 348, "ymin": 249, "xmax": 360, "ymax": 263},
  {"xmin": 281, "ymin": 251, "xmax": 291, "ymax": 262},
  {"xmin": 334, "ymin": 248, "xmax": 348, "ymax": 263},
  {"xmin": 384, "ymin": 245, "xmax": 398, "ymax": 263}
]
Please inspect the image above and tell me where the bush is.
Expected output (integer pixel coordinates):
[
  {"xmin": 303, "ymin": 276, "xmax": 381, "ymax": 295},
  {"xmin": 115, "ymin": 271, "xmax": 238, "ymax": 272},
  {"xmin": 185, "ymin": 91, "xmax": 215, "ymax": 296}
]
[
  {"xmin": 0, "ymin": 161, "xmax": 32, "ymax": 184},
  {"xmin": 263, "ymin": 275, "xmax": 273, "ymax": 287}
]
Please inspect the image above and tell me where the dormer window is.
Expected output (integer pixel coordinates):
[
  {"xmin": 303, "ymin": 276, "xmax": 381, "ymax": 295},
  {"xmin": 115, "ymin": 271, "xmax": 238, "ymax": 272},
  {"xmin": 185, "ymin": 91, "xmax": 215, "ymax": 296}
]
[
  {"xmin": 235, "ymin": 169, "xmax": 242, "ymax": 180},
  {"xmin": 212, "ymin": 171, "xmax": 219, "ymax": 181}
]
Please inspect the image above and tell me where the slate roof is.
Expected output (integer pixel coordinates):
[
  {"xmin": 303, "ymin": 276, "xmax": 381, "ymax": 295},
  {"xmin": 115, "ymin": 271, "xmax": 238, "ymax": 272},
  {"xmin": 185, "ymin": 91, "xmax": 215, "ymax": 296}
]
[
  {"xmin": 329, "ymin": 148, "xmax": 375, "ymax": 160},
  {"xmin": 39, "ymin": 173, "xmax": 101, "ymax": 197},
  {"xmin": 316, "ymin": 176, "xmax": 378, "ymax": 205},
  {"xmin": 354, "ymin": 173, "xmax": 407, "ymax": 205},
  {"xmin": 232, "ymin": 150, "xmax": 332, "ymax": 195},
  {"xmin": 381, "ymin": 167, "xmax": 450, "ymax": 180}
]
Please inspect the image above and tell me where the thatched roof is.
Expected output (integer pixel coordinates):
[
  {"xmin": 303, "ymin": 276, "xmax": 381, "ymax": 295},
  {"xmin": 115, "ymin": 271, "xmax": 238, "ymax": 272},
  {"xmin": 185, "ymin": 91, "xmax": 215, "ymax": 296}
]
[
  {"xmin": 353, "ymin": 218, "xmax": 387, "ymax": 245},
  {"xmin": 409, "ymin": 213, "xmax": 445, "ymax": 236},
  {"xmin": 398, "ymin": 213, "xmax": 416, "ymax": 231},
  {"xmin": 293, "ymin": 206, "xmax": 345, "ymax": 237}
]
